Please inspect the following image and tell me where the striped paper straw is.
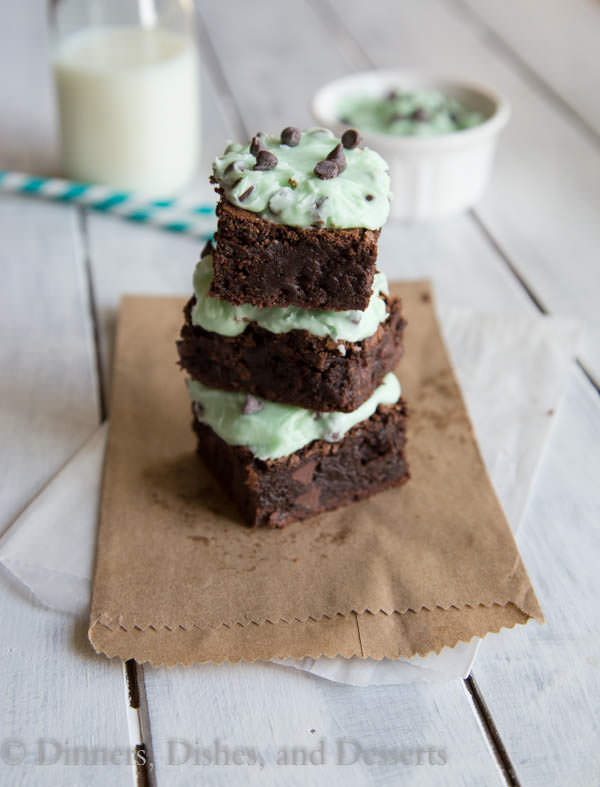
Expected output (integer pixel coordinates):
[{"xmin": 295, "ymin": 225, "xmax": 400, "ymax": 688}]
[{"xmin": 0, "ymin": 170, "xmax": 215, "ymax": 239}]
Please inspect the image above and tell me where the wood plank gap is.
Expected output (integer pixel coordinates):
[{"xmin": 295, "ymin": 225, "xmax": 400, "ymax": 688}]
[
  {"xmin": 471, "ymin": 211, "xmax": 600, "ymax": 392},
  {"xmin": 469, "ymin": 211, "xmax": 548, "ymax": 315},
  {"xmin": 124, "ymin": 660, "xmax": 156, "ymax": 787},
  {"xmin": 576, "ymin": 360, "xmax": 600, "ymax": 398},
  {"xmin": 193, "ymin": 0, "xmax": 248, "ymax": 140},
  {"xmin": 446, "ymin": 0, "xmax": 600, "ymax": 150},
  {"xmin": 77, "ymin": 208, "xmax": 108, "ymax": 421},
  {"xmin": 464, "ymin": 676, "xmax": 521, "ymax": 787}
]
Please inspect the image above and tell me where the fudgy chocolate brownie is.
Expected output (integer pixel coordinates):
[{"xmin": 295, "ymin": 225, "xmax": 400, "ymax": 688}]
[
  {"xmin": 192, "ymin": 400, "xmax": 409, "ymax": 527},
  {"xmin": 178, "ymin": 297, "xmax": 405, "ymax": 412},
  {"xmin": 210, "ymin": 199, "xmax": 380, "ymax": 310}
]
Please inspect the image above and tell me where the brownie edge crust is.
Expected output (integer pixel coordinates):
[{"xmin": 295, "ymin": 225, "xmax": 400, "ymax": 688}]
[
  {"xmin": 192, "ymin": 400, "xmax": 409, "ymax": 527},
  {"xmin": 211, "ymin": 199, "xmax": 380, "ymax": 311}
]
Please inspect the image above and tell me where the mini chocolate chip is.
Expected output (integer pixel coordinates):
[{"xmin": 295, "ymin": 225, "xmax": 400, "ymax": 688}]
[
  {"xmin": 243, "ymin": 394, "xmax": 264, "ymax": 415},
  {"xmin": 250, "ymin": 134, "xmax": 266, "ymax": 157},
  {"xmin": 288, "ymin": 178, "xmax": 298, "ymax": 189},
  {"xmin": 341, "ymin": 128, "xmax": 361, "ymax": 150},
  {"xmin": 347, "ymin": 310, "xmax": 362, "ymax": 325},
  {"xmin": 411, "ymin": 108, "xmax": 428, "ymax": 122},
  {"xmin": 268, "ymin": 188, "xmax": 292, "ymax": 215},
  {"xmin": 312, "ymin": 196, "xmax": 328, "ymax": 227},
  {"xmin": 238, "ymin": 185, "xmax": 254, "ymax": 201},
  {"xmin": 326, "ymin": 431, "xmax": 341, "ymax": 442},
  {"xmin": 386, "ymin": 89, "xmax": 399, "ymax": 101},
  {"xmin": 253, "ymin": 150, "xmax": 278, "ymax": 170},
  {"xmin": 223, "ymin": 161, "xmax": 245, "ymax": 184},
  {"xmin": 281, "ymin": 126, "xmax": 301, "ymax": 146},
  {"xmin": 314, "ymin": 160, "xmax": 338, "ymax": 179},
  {"xmin": 326, "ymin": 143, "xmax": 347, "ymax": 174},
  {"xmin": 365, "ymin": 194, "xmax": 374, "ymax": 201},
  {"xmin": 450, "ymin": 112, "xmax": 459, "ymax": 124},
  {"xmin": 339, "ymin": 116, "xmax": 351, "ymax": 125}
]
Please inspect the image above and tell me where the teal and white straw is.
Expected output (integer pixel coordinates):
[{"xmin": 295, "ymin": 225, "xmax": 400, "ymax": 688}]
[{"xmin": 0, "ymin": 170, "xmax": 215, "ymax": 239}]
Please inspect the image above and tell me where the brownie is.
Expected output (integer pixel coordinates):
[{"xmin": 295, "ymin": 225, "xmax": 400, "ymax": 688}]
[
  {"xmin": 192, "ymin": 400, "xmax": 409, "ymax": 527},
  {"xmin": 210, "ymin": 198, "xmax": 380, "ymax": 310},
  {"xmin": 178, "ymin": 296, "xmax": 405, "ymax": 412}
]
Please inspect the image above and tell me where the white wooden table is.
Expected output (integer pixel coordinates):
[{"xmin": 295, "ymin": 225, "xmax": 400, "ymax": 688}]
[{"xmin": 1, "ymin": 2, "xmax": 599, "ymax": 785}]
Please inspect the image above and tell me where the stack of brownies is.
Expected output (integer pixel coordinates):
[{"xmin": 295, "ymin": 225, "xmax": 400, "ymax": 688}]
[{"xmin": 177, "ymin": 126, "xmax": 409, "ymax": 527}]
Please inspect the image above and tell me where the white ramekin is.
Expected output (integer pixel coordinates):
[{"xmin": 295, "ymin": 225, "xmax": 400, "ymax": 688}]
[{"xmin": 312, "ymin": 70, "xmax": 510, "ymax": 221}]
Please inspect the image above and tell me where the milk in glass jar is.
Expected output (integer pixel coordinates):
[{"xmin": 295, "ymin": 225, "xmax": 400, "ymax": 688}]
[{"xmin": 50, "ymin": 0, "xmax": 200, "ymax": 194}]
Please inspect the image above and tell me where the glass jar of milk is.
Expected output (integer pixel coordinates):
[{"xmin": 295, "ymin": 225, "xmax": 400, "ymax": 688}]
[{"xmin": 50, "ymin": 0, "xmax": 200, "ymax": 194}]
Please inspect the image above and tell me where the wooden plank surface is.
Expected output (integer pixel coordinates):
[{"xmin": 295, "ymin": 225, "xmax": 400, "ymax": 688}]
[
  {"xmin": 0, "ymin": 4, "xmax": 135, "ymax": 785},
  {"xmin": 0, "ymin": 198, "xmax": 133, "ymax": 786},
  {"xmin": 0, "ymin": 0, "xmax": 57, "ymax": 174},
  {"xmin": 458, "ymin": 0, "xmax": 600, "ymax": 137},
  {"xmin": 472, "ymin": 368, "xmax": 600, "ymax": 786},
  {"xmin": 143, "ymin": 662, "xmax": 505, "ymax": 786}
]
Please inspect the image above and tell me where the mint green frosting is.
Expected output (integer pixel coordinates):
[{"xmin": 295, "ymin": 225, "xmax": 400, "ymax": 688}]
[
  {"xmin": 191, "ymin": 253, "xmax": 389, "ymax": 343},
  {"xmin": 212, "ymin": 127, "xmax": 391, "ymax": 230},
  {"xmin": 337, "ymin": 89, "xmax": 484, "ymax": 136},
  {"xmin": 187, "ymin": 373, "xmax": 401, "ymax": 460}
]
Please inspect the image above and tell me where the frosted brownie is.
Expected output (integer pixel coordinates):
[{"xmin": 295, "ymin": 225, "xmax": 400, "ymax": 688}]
[
  {"xmin": 188, "ymin": 375, "xmax": 408, "ymax": 527},
  {"xmin": 210, "ymin": 126, "xmax": 391, "ymax": 310},
  {"xmin": 177, "ymin": 247, "xmax": 405, "ymax": 412}
]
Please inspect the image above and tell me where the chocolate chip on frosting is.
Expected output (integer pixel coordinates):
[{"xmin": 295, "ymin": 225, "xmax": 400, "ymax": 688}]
[
  {"xmin": 253, "ymin": 150, "xmax": 278, "ymax": 171},
  {"xmin": 365, "ymin": 194, "xmax": 374, "ymax": 201},
  {"xmin": 341, "ymin": 128, "xmax": 362, "ymax": 150},
  {"xmin": 250, "ymin": 133, "xmax": 266, "ymax": 157},
  {"xmin": 411, "ymin": 108, "xmax": 428, "ymax": 122},
  {"xmin": 326, "ymin": 143, "xmax": 347, "ymax": 174},
  {"xmin": 223, "ymin": 160, "xmax": 245, "ymax": 181},
  {"xmin": 311, "ymin": 195, "xmax": 328, "ymax": 227},
  {"xmin": 238, "ymin": 185, "xmax": 254, "ymax": 201},
  {"xmin": 243, "ymin": 395, "xmax": 264, "ymax": 415},
  {"xmin": 314, "ymin": 160, "xmax": 339, "ymax": 180},
  {"xmin": 386, "ymin": 89, "xmax": 399, "ymax": 101},
  {"xmin": 281, "ymin": 126, "xmax": 301, "ymax": 147},
  {"xmin": 268, "ymin": 188, "xmax": 293, "ymax": 216}
]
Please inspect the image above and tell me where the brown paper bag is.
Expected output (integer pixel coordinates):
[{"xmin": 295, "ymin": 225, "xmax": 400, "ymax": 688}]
[{"xmin": 89, "ymin": 282, "xmax": 543, "ymax": 665}]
